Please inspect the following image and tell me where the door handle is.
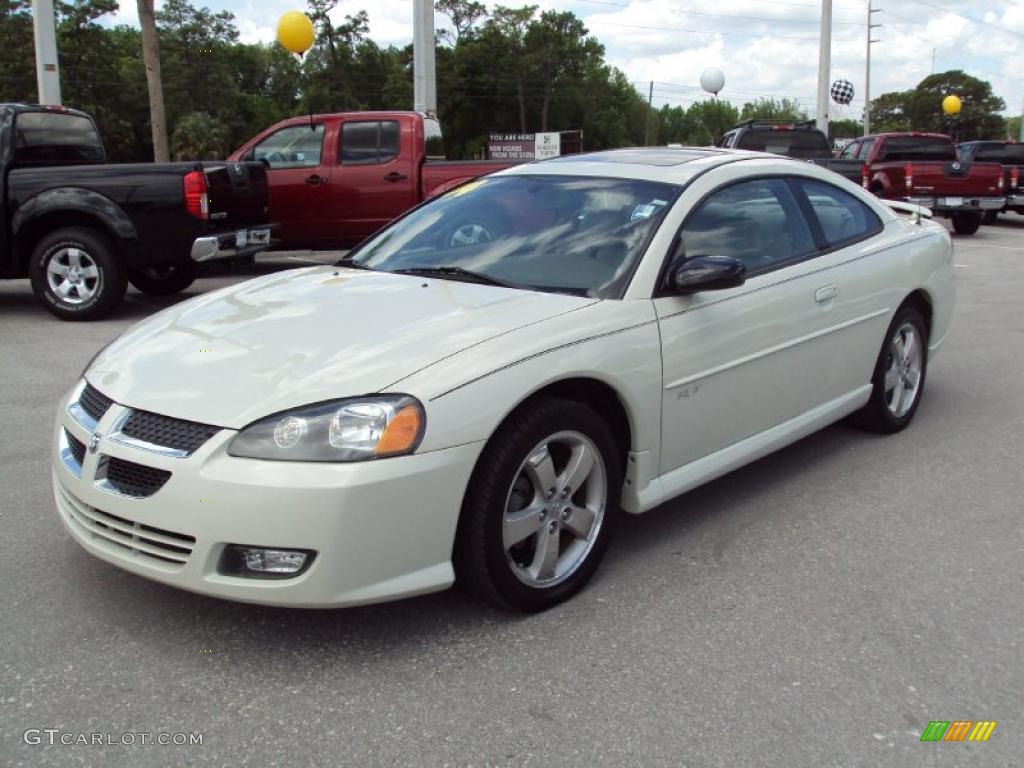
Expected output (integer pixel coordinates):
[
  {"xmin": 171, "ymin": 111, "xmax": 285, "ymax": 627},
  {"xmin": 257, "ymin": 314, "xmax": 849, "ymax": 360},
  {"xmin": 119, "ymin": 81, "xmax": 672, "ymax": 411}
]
[
  {"xmin": 383, "ymin": 172, "xmax": 408, "ymax": 183},
  {"xmin": 814, "ymin": 284, "xmax": 838, "ymax": 303},
  {"xmin": 305, "ymin": 174, "xmax": 327, "ymax": 186}
]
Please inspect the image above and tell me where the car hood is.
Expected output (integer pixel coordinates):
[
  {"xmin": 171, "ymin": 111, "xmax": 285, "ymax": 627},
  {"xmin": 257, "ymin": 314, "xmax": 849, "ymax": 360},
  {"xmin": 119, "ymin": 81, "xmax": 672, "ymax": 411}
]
[{"xmin": 87, "ymin": 267, "xmax": 597, "ymax": 428}]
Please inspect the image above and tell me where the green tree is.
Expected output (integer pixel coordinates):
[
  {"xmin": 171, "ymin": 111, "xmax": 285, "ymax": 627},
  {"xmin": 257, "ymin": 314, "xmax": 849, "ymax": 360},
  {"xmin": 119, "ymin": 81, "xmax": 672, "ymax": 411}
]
[
  {"xmin": 171, "ymin": 110, "xmax": 229, "ymax": 159},
  {"xmin": 829, "ymin": 118, "xmax": 862, "ymax": 142},
  {"xmin": 687, "ymin": 100, "xmax": 740, "ymax": 145},
  {"xmin": 869, "ymin": 90, "xmax": 911, "ymax": 133},
  {"xmin": 739, "ymin": 97, "xmax": 807, "ymax": 123},
  {"xmin": 905, "ymin": 70, "xmax": 1004, "ymax": 141}
]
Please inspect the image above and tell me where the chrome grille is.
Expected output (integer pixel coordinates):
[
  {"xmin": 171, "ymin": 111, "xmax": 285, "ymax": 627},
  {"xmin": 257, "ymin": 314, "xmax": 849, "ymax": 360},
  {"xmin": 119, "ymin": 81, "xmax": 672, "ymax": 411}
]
[
  {"xmin": 100, "ymin": 457, "xmax": 171, "ymax": 498},
  {"xmin": 57, "ymin": 484, "xmax": 195, "ymax": 568},
  {"xmin": 79, "ymin": 382, "xmax": 112, "ymax": 423},
  {"xmin": 118, "ymin": 410, "xmax": 220, "ymax": 456}
]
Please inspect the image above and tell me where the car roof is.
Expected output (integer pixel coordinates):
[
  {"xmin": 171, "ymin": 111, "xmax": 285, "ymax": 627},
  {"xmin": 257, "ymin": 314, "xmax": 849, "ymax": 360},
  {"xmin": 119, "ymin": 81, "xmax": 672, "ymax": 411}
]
[{"xmin": 497, "ymin": 147, "xmax": 794, "ymax": 184}]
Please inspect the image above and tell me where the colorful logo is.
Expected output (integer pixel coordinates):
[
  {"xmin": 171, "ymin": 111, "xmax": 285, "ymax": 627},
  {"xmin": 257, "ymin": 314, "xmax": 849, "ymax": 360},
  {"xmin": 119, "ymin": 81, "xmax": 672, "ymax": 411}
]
[{"xmin": 920, "ymin": 721, "xmax": 997, "ymax": 742}]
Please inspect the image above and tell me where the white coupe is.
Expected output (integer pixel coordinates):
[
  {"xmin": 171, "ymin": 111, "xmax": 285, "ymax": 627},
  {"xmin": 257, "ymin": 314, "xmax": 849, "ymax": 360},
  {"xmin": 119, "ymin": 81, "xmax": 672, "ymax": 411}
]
[{"xmin": 52, "ymin": 149, "xmax": 954, "ymax": 611}]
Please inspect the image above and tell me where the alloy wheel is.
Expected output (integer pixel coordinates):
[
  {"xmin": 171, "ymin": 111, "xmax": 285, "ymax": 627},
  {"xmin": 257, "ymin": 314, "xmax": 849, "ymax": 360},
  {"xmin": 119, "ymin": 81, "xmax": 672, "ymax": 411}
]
[{"xmin": 46, "ymin": 247, "xmax": 100, "ymax": 305}]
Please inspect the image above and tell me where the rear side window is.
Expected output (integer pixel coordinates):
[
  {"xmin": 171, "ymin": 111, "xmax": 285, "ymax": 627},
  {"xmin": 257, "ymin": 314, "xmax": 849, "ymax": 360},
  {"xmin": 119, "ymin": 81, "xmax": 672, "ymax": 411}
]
[
  {"xmin": 13, "ymin": 112, "xmax": 104, "ymax": 165},
  {"xmin": 735, "ymin": 129, "xmax": 831, "ymax": 158},
  {"xmin": 857, "ymin": 139, "xmax": 876, "ymax": 160},
  {"xmin": 796, "ymin": 180, "xmax": 882, "ymax": 247},
  {"xmin": 252, "ymin": 124, "xmax": 325, "ymax": 169},
  {"xmin": 682, "ymin": 178, "xmax": 816, "ymax": 273},
  {"xmin": 341, "ymin": 121, "xmax": 400, "ymax": 165}
]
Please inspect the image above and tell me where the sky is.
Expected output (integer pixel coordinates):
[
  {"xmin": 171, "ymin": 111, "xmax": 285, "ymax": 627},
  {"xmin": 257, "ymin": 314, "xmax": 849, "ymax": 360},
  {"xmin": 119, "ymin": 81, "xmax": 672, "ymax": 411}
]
[{"xmin": 106, "ymin": 0, "xmax": 1024, "ymax": 119}]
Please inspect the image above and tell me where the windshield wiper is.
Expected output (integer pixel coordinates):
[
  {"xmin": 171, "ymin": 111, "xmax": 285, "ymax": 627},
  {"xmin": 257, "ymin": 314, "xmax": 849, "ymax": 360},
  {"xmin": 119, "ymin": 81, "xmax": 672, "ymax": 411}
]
[
  {"xmin": 392, "ymin": 266, "xmax": 520, "ymax": 289},
  {"xmin": 334, "ymin": 257, "xmax": 375, "ymax": 271}
]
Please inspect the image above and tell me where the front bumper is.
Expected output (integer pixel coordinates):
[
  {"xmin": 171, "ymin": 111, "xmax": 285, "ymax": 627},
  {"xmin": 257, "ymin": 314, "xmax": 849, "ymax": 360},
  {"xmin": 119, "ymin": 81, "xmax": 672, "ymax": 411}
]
[
  {"xmin": 191, "ymin": 227, "xmax": 272, "ymax": 262},
  {"xmin": 903, "ymin": 196, "xmax": 1005, "ymax": 212},
  {"xmin": 52, "ymin": 386, "xmax": 483, "ymax": 608}
]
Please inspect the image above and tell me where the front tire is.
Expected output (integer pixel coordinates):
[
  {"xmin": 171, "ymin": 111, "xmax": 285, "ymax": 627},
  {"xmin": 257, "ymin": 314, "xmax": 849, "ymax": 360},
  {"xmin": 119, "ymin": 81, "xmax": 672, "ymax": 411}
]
[
  {"xmin": 951, "ymin": 211, "xmax": 982, "ymax": 235},
  {"xmin": 456, "ymin": 397, "xmax": 622, "ymax": 611},
  {"xmin": 129, "ymin": 262, "xmax": 196, "ymax": 296},
  {"xmin": 851, "ymin": 305, "xmax": 928, "ymax": 433},
  {"xmin": 29, "ymin": 227, "xmax": 126, "ymax": 321}
]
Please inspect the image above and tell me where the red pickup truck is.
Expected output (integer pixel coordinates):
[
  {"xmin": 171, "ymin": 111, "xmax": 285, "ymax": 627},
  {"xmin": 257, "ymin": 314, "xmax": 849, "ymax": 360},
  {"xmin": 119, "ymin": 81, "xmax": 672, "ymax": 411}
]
[
  {"xmin": 229, "ymin": 111, "xmax": 516, "ymax": 249},
  {"xmin": 837, "ymin": 132, "xmax": 1004, "ymax": 234}
]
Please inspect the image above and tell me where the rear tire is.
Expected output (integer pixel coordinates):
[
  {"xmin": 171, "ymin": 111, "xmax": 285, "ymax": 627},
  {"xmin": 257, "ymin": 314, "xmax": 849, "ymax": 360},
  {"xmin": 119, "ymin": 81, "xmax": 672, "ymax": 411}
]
[
  {"xmin": 455, "ymin": 397, "xmax": 622, "ymax": 611},
  {"xmin": 129, "ymin": 262, "xmax": 196, "ymax": 296},
  {"xmin": 851, "ymin": 305, "xmax": 928, "ymax": 434},
  {"xmin": 29, "ymin": 227, "xmax": 126, "ymax": 321},
  {"xmin": 951, "ymin": 212, "xmax": 982, "ymax": 235}
]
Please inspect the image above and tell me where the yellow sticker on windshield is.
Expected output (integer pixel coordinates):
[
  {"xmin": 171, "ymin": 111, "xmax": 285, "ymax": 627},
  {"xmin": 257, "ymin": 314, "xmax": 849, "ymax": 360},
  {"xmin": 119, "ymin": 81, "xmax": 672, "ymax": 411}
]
[{"xmin": 446, "ymin": 179, "xmax": 486, "ymax": 197}]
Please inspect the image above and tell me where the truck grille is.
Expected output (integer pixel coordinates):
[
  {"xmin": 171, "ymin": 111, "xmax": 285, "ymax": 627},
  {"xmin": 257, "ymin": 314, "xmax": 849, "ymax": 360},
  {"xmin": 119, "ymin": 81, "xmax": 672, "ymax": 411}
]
[
  {"xmin": 119, "ymin": 410, "xmax": 221, "ymax": 456},
  {"xmin": 57, "ymin": 484, "xmax": 195, "ymax": 568},
  {"xmin": 79, "ymin": 382, "xmax": 113, "ymax": 423},
  {"xmin": 101, "ymin": 457, "xmax": 172, "ymax": 498},
  {"xmin": 66, "ymin": 429, "xmax": 86, "ymax": 467}
]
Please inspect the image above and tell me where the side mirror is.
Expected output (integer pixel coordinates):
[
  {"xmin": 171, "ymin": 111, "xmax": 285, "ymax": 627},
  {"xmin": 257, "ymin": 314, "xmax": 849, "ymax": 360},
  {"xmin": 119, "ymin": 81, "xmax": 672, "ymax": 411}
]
[{"xmin": 666, "ymin": 255, "xmax": 746, "ymax": 295}]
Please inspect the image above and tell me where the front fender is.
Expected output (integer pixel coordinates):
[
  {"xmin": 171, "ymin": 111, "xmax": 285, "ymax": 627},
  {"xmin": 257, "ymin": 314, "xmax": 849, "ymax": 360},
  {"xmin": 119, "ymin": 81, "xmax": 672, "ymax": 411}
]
[{"xmin": 12, "ymin": 187, "xmax": 138, "ymax": 242}]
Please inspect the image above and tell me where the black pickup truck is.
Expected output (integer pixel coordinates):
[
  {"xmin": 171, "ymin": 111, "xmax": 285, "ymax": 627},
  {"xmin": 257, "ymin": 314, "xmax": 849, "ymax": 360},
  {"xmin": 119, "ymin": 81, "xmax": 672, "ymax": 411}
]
[
  {"xmin": 957, "ymin": 140, "xmax": 1024, "ymax": 221},
  {"xmin": 716, "ymin": 120, "xmax": 862, "ymax": 184},
  {"xmin": 1, "ymin": 104, "xmax": 272, "ymax": 320}
]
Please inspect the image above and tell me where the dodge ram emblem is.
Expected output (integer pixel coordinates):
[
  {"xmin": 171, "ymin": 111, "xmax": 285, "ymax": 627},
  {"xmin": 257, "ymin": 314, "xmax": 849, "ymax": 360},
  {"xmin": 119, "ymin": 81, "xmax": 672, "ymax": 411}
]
[{"xmin": 88, "ymin": 433, "xmax": 102, "ymax": 454}]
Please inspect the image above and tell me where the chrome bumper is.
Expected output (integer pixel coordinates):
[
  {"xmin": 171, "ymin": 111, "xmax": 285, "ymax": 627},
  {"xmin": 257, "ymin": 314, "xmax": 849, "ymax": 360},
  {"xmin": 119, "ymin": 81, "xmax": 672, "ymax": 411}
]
[
  {"xmin": 904, "ymin": 196, "xmax": 1005, "ymax": 212},
  {"xmin": 1007, "ymin": 194, "xmax": 1024, "ymax": 207},
  {"xmin": 191, "ymin": 227, "xmax": 272, "ymax": 262}
]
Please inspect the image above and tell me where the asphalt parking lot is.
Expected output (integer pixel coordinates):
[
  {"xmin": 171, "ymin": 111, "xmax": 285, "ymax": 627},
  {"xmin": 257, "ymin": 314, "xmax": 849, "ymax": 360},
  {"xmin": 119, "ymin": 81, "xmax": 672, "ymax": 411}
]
[{"xmin": 1, "ymin": 222, "xmax": 1021, "ymax": 767}]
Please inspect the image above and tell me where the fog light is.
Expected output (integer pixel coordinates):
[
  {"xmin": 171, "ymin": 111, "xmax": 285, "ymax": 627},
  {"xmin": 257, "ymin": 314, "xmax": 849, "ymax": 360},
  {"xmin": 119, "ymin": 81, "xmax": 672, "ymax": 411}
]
[{"xmin": 220, "ymin": 545, "xmax": 315, "ymax": 579}]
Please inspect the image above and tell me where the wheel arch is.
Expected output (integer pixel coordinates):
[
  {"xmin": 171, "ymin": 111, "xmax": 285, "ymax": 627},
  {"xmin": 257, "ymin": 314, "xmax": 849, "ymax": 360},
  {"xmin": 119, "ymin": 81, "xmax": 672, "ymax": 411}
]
[
  {"xmin": 901, "ymin": 288, "xmax": 933, "ymax": 337},
  {"xmin": 12, "ymin": 191, "xmax": 136, "ymax": 272}
]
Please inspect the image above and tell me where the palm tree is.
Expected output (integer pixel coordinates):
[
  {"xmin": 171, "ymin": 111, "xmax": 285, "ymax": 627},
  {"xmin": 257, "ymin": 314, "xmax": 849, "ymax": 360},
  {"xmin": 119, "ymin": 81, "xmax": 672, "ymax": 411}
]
[{"xmin": 138, "ymin": 0, "xmax": 169, "ymax": 161}]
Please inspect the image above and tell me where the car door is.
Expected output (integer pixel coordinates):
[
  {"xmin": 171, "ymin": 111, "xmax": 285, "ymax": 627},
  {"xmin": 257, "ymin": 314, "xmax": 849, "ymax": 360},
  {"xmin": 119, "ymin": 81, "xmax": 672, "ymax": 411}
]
[
  {"xmin": 324, "ymin": 119, "xmax": 418, "ymax": 246},
  {"xmin": 249, "ymin": 122, "xmax": 329, "ymax": 247},
  {"xmin": 654, "ymin": 176, "xmax": 853, "ymax": 475}
]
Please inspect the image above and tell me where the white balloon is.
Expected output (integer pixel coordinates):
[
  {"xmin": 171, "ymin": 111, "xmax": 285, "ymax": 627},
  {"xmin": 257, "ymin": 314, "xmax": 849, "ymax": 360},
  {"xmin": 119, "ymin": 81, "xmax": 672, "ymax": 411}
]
[{"xmin": 700, "ymin": 67, "xmax": 725, "ymax": 96}]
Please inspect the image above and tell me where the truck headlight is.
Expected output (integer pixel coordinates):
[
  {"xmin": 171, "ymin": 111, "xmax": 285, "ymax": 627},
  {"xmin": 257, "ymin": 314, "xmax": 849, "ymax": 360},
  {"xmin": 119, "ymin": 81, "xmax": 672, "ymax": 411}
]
[{"xmin": 228, "ymin": 395, "xmax": 425, "ymax": 462}]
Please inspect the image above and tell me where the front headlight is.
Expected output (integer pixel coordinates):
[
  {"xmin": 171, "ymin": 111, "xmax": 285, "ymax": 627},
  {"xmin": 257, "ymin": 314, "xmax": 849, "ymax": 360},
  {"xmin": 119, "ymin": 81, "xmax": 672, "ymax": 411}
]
[{"xmin": 228, "ymin": 395, "xmax": 425, "ymax": 462}]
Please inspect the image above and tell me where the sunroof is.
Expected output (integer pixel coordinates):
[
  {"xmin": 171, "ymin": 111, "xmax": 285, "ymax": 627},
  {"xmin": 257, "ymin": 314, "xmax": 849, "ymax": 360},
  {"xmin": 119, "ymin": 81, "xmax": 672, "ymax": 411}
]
[{"xmin": 547, "ymin": 148, "xmax": 722, "ymax": 167}]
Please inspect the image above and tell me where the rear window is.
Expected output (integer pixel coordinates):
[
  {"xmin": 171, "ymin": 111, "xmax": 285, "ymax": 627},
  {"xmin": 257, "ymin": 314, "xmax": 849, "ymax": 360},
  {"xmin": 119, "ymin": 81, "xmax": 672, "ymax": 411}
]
[
  {"xmin": 735, "ymin": 128, "xmax": 831, "ymax": 158},
  {"xmin": 974, "ymin": 143, "xmax": 1024, "ymax": 164},
  {"xmin": 13, "ymin": 112, "xmax": 104, "ymax": 165},
  {"xmin": 878, "ymin": 137, "xmax": 956, "ymax": 162}
]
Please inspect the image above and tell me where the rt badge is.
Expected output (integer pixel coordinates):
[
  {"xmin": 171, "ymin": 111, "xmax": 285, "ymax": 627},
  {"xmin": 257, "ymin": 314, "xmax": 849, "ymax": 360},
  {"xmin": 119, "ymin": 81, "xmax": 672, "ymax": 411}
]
[{"xmin": 88, "ymin": 433, "xmax": 102, "ymax": 454}]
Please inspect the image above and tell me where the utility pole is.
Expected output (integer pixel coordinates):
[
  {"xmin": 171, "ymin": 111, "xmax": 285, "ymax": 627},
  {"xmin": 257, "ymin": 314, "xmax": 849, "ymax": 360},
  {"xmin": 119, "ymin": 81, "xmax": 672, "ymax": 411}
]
[
  {"xmin": 1019, "ymin": 98, "xmax": 1024, "ymax": 142},
  {"xmin": 32, "ymin": 0, "xmax": 62, "ymax": 105},
  {"xmin": 816, "ymin": 0, "xmax": 833, "ymax": 135},
  {"xmin": 644, "ymin": 81, "xmax": 653, "ymax": 146},
  {"xmin": 412, "ymin": 0, "xmax": 437, "ymax": 116},
  {"xmin": 864, "ymin": 0, "xmax": 881, "ymax": 136}
]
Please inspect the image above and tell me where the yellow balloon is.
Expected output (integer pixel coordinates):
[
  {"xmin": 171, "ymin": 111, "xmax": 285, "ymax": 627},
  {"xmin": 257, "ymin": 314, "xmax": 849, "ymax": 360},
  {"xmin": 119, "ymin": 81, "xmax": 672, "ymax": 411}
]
[
  {"xmin": 277, "ymin": 11, "xmax": 315, "ymax": 55},
  {"xmin": 942, "ymin": 95, "xmax": 962, "ymax": 115}
]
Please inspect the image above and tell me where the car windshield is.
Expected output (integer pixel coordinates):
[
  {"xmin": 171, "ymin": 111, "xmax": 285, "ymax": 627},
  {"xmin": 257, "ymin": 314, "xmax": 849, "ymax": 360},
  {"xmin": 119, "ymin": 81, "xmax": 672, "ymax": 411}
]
[{"xmin": 346, "ymin": 175, "xmax": 680, "ymax": 298}]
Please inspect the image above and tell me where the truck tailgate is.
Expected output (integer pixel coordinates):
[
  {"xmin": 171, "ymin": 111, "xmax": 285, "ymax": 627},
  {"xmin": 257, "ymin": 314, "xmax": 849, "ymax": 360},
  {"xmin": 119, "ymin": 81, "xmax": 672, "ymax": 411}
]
[
  {"xmin": 910, "ymin": 160, "xmax": 1003, "ymax": 196},
  {"xmin": 201, "ymin": 161, "xmax": 270, "ymax": 229}
]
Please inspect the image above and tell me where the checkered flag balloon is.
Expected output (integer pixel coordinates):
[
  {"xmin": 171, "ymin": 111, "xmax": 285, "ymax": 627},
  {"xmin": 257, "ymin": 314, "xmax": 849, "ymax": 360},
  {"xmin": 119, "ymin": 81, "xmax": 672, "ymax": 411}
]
[{"xmin": 831, "ymin": 79, "xmax": 855, "ymax": 106}]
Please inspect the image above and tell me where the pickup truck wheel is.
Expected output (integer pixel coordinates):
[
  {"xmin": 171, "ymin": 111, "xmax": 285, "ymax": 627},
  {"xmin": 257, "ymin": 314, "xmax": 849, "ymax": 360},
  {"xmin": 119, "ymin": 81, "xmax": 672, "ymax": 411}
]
[
  {"xmin": 455, "ymin": 397, "xmax": 622, "ymax": 611},
  {"xmin": 129, "ymin": 262, "xmax": 196, "ymax": 296},
  {"xmin": 951, "ymin": 212, "xmax": 982, "ymax": 235},
  {"xmin": 29, "ymin": 227, "xmax": 126, "ymax": 321}
]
